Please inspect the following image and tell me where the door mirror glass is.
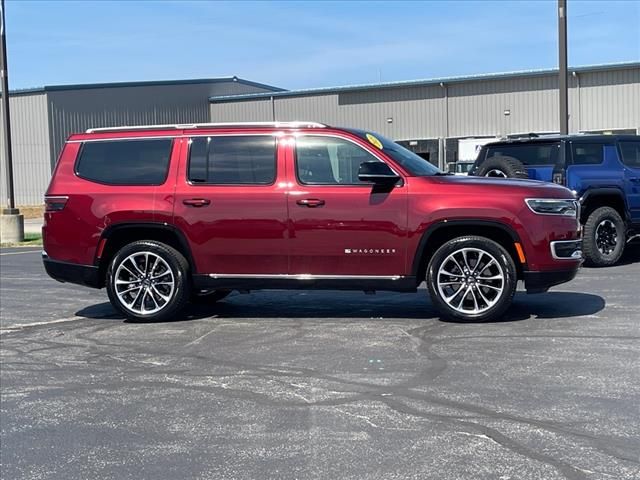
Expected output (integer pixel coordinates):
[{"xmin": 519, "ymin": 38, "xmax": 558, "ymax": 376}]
[{"xmin": 358, "ymin": 161, "xmax": 401, "ymax": 184}]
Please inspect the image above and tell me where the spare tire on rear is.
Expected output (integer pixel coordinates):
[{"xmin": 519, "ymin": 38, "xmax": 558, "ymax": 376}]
[{"xmin": 476, "ymin": 156, "xmax": 528, "ymax": 178}]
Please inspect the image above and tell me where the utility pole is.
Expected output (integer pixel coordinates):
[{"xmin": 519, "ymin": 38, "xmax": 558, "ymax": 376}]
[
  {"xmin": 0, "ymin": 0, "xmax": 24, "ymax": 243},
  {"xmin": 558, "ymin": 0, "xmax": 569, "ymax": 135}
]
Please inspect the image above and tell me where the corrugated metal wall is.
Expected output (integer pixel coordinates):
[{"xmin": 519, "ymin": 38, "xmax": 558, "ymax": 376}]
[
  {"xmin": 579, "ymin": 68, "xmax": 640, "ymax": 131},
  {"xmin": 210, "ymin": 65, "xmax": 640, "ymax": 140},
  {"xmin": 47, "ymin": 81, "xmax": 272, "ymax": 171},
  {"xmin": 0, "ymin": 93, "xmax": 51, "ymax": 206}
]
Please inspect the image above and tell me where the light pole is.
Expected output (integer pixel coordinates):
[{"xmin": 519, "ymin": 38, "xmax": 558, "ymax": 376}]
[
  {"xmin": 0, "ymin": 0, "xmax": 24, "ymax": 243},
  {"xmin": 558, "ymin": 0, "xmax": 569, "ymax": 135}
]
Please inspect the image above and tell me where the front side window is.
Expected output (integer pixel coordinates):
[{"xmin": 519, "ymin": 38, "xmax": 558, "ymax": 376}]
[
  {"xmin": 571, "ymin": 143, "xmax": 607, "ymax": 165},
  {"xmin": 76, "ymin": 139, "xmax": 172, "ymax": 185},
  {"xmin": 188, "ymin": 136, "xmax": 276, "ymax": 185},
  {"xmin": 485, "ymin": 143, "xmax": 558, "ymax": 166},
  {"xmin": 295, "ymin": 136, "xmax": 382, "ymax": 185},
  {"xmin": 619, "ymin": 141, "xmax": 640, "ymax": 168},
  {"xmin": 346, "ymin": 129, "xmax": 441, "ymax": 176}
]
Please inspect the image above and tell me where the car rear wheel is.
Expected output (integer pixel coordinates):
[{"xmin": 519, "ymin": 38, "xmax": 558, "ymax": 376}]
[
  {"xmin": 106, "ymin": 240, "xmax": 190, "ymax": 322},
  {"xmin": 426, "ymin": 236, "xmax": 517, "ymax": 322},
  {"xmin": 582, "ymin": 207, "xmax": 626, "ymax": 267}
]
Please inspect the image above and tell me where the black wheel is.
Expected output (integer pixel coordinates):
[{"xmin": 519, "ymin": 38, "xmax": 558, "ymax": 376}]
[
  {"xmin": 426, "ymin": 236, "xmax": 517, "ymax": 322},
  {"xmin": 582, "ymin": 207, "xmax": 626, "ymax": 267},
  {"xmin": 476, "ymin": 156, "xmax": 528, "ymax": 179},
  {"xmin": 106, "ymin": 240, "xmax": 190, "ymax": 322},
  {"xmin": 191, "ymin": 289, "xmax": 232, "ymax": 304}
]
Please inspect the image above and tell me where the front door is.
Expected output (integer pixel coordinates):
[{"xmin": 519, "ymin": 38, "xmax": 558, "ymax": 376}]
[
  {"xmin": 173, "ymin": 133, "xmax": 289, "ymax": 274},
  {"xmin": 286, "ymin": 134, "xmax": 408, "ymax": 277},
  {"xmin": 619, "ymin": 140, "xmax": 640, "ymax": 223}
]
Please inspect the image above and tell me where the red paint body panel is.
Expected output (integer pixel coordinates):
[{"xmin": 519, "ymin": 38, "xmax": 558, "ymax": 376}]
[
  {"xmin": 43, "ymin": 125, "xmax": 581, "ymax": 290},
  {"xmin": 172, "ymin": 135, "xmax": 289, "ymax": 274}
]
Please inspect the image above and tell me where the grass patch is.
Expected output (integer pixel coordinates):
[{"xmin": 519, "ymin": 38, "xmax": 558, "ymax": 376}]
[{"xmin": 1, "ymin": 232, "xmax": 42, "ymax": 247}]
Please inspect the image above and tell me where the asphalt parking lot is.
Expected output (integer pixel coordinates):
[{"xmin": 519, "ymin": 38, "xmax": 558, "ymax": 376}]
[{"xmin": 1, "ymin": 245, "xmax": 639, "ymax": 480}]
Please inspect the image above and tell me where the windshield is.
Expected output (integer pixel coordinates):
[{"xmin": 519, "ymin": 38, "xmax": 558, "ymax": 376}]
[{"xmin": 346, "ymin": 129, "xmax": 442, "ymax": 176}]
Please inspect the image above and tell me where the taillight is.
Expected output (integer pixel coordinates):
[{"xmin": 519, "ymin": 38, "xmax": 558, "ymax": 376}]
[
  {"xmin": 44, "ymin": 195, "xmax": 68, "ymax": 212},
  {"xmin": 552, "ymin": 172, "xmax": 565, "ymax": 185}
]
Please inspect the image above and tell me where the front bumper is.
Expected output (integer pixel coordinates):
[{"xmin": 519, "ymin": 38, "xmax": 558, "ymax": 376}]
[
  {"xmin": 523, "ymin": 268, "xmax": 579, "ymax": 294},
  {"xmin": 42, "ymin": 252, "xmax": 101, "ymax": 288}
]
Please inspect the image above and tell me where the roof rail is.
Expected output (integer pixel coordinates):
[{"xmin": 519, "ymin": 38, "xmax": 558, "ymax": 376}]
[{"xmin": 86, "ymin": 121, "xmax": 327, "ymax": 133}]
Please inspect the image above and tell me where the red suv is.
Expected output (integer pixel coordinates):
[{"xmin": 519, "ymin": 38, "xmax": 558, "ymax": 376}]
[{"xmin": 43, "ymin": 122, "xmax": 582, "ymax": 322}]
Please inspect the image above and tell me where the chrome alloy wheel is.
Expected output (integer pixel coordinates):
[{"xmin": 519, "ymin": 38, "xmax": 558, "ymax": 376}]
[
  {"xmin": 114, "ymin": 251, "xmax": 175, "ymax": 315},
  {"xmin": 436, "ymin": 247, "xmax": 505, "ymax": 315},
  {"xmin": 595, "ymin": 220, "xmax": 618, "ymax": 256},
  {"xmin": 485, "ymin": 169, "xmax": 507, "ymax": 178}
]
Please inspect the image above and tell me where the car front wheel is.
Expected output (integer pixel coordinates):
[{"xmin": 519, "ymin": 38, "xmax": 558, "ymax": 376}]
[
  {"xmin": 582, "ymin": 207, "xmax": 626, "ymax": 267},
  {"xmin": 106, "ymin": 240, "xmax": 190, "ymax": 322},
  {"xmin": 426, "ymin": 236, "xmax": 517, "ymax": 322}
]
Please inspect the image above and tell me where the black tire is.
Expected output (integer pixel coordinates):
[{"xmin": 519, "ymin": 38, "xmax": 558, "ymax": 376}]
[
  {"xmin": 582, "ymin": 207, "xmax": 626, "ymax": 267},
  {"xmin": 191, "ymin": 289, "xmax": 232, "ymax": 304},
  {"xmin": 106, "ymin": 240, "xmax": 190, "ymax": 322},
  {"xmin": 426, "ymin": 236, "xmax": 517, "ymax": 322},
  {"xmin": 475, "ymin": 156, "xmax": 528, "ymax": 179}
]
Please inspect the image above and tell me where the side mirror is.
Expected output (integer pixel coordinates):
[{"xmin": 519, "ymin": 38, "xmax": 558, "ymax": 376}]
[{"xmin": 358, "ymin": 161, "xmax": 401, "ymax": 185}]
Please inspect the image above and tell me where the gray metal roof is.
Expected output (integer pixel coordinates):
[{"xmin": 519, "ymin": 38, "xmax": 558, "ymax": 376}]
[
  {"xmin": 209, "ymin": 61, "xmax": 640, "ymax": 103},
  {"xmin": 8, "ymin": 76, "xmax": 284, "ymax": 96}
]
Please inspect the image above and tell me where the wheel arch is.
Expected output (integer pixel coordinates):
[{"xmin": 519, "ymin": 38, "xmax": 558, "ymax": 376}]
[
  {"xmin": 411, "ymin": 220, "xmax": 524, "ymax": 282},
  {"xmin": 579, "ymin": 188, "xmax": 629, "ymax": 224},
  {"xmin": 95, "ymin": 223, "xmax": 195, "ymax": 287}
]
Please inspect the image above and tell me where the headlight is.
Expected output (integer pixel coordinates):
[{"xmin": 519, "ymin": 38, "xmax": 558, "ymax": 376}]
[{"xmin": 525, "ymin": 198, "xmax": 578, "ymax": 217}]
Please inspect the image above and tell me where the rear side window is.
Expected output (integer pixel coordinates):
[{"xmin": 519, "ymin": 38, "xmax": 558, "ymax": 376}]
[
  {"xmin": 619, "ymin": 141, "xmax": 640, "ymax": 168},
  {"xmin": 76, "ymin": 139, "xmax": 172, "ymax": 185},
  {"xmin": 571, "ymin": 143, "xmax": 606, "ymax": 165},
  {"xmin": 485, "ymin": 144, "xmax": 558, "ymax": 166},
  {"xmin": 188, "ymin": 136, "xmax": 276, "ymax": 185}
]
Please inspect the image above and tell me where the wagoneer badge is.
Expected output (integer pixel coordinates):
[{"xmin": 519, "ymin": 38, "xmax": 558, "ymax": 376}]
[{"xmin": 345, "ymin": 248, "xmax": 396, "ymax": 255}]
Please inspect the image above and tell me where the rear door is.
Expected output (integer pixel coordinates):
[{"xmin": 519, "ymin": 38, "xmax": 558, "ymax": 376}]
[
  {"xmin": 173, "ymin": 132, "xmax": 289, "ymax": 274},
  {"xmin": 285, "ymin": 133, "xmax": 408, "ymax": 277},
  {"xmin": 618, "ymin": 140, "xmax": 640, "ymax": 223}
]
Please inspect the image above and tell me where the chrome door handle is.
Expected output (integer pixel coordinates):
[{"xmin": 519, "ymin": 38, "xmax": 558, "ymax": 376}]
[
  {"xmin": 183, "ymin": 198, "xmax": 211, "ymax": 207},
  {"xmin": 296, "ymin": 198, "xmax": 325, "ymax": 208}
]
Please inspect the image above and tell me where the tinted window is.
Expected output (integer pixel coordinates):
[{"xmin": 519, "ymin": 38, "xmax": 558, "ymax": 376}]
[
  {"xmin": 346, "ymin": 129, "xmax": 441, "ymax": 176},
  {"xmin": 188, "ymin": 136, "xmax": 276, "ymax": 184},
  {"xmin": 620, "ymin": 141, "xmax": 640, "ymax": 168},
  {"xmin": 571, "ymin": 143, "xmax": 606, "ymax": 165},
  {"xmin": 76, "ymin": 139, "xmax": 172, "ymax": 185},
  {"xmin": 485, "ymin": 143, "xmax": 558, "ymax": 166},
  {"xmin": 296, "ymin": 136, "xmax": 381, "ymax": 185}
]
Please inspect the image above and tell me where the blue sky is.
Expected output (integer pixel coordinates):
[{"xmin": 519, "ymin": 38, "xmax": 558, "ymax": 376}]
[{"xmin": 6, "ymin": 0, "xmax": 640, "ymax": 91}]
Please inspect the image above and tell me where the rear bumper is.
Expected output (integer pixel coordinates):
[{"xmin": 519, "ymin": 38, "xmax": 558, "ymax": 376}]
[
  {"xmin": 42, "ymin": 253, "xmax": 101, "ymax": 289},
  {"xmin": 523, "ymin": 268, "xmax": 579, "ymax": 294}
]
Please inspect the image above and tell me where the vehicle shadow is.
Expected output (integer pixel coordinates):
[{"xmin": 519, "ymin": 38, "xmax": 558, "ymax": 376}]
[
  {"xmin": 439, "ymin": 291, "xmax": 605, "ymax": 324},
  {"xmin": 76, "ymin": 290, "xmax": 605, "ymax": 325}
]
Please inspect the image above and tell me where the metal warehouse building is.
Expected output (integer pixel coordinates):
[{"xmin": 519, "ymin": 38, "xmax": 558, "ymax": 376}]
[
  {"xmin": 210, "ymin": 61, "xmax": 640, "ymax": 167},
  {"xmin": 1, "ymin": 62, "xmax": 639, "ymax": 206},
  {"xmin": 0, "ymin": 77, "xmax": 281, "ymax": 205}
]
